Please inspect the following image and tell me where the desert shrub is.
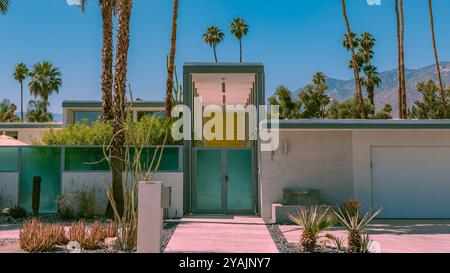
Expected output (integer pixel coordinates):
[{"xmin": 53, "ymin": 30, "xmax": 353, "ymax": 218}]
[
  {"xmin": 56, "ymin": 194, "xmax": 76, "ymax": 221},
  {"xmin": 102, "ymin": 221, "xmax": 118, "ymax": 239},
  {"xmin": 333, "ymin": 207, "xmax": 381, "ymax": 253},
  {"xmin": 289, "ymin": 205, "xmax": 332, "ymax": 252},
  {"xmin": 10, "ymin": 205, "xmax": 28, "ymax": 219},
  {"xmin": 19, "ymin": 219, "xmax": 68, "ymax": 253},
  {"xmin": 76, "ymin": 185, "xmax": 97, "ymax": 219},
  {"xmin": 340, "ymin": 197, "xmax": 362, "ymax": 219},
  {"xmin": 68, "ymin": 220, "xmax": 105, "ymax": 250}
]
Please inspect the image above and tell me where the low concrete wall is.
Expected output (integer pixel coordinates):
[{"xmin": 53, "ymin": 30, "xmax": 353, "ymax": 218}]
[
  {"xmin": 259, "ymin": 130, "xmax": 354, "ymax": 218},
  {"xmin": 61, "ymin": 172, "xmax": 183, "ymax": 218},
  {"xmin": 0, "ymin": 173, "xmax": 19, "ymax": 209}
]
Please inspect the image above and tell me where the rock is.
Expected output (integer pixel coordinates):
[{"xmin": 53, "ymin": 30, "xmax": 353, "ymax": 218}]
[
  {"xmin": 369, "ymin": 241, "xmax": 382, "ymax": 253},
  {"xmin": 67, "ymin": 241, "xmax": 82, "ymax": 253},
  {"xmin": 1, "ymin": 208, "xmax": 10, "ymax": 216},
  {"xmin": 105, "ymin": 237, "xmax": 120, "ymax": 251}
]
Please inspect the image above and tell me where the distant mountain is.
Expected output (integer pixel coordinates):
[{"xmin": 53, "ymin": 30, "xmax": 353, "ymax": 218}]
[{"xmin": 294, "ymin": 62, "xmax": 450, "ymax": 117}]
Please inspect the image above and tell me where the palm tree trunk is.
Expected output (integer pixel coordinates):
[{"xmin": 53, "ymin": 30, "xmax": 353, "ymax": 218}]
[
  {"xmin": 395, "ymin": 0, "xmax": 403, "ymax": 119},
  {"xmin": 239, "ymin": 39, "xmax": 243, "ymax": 63},
  {"xmin": 400, "ymin": 0, "xmax": 407, "ymax": 118},
  {"xmin": 109, "ymin": 0, "xmax": 133, "ymax": 218},
  {"xmin": 428, "ymin": 0, "xmax": 448, "ymax": 118},
  {"xmin": 20, "ymin": 81, "xmax": 24, "ymax": 122},
  {"xmin": 165, "ymin": 0, "xmax": 179, "ymax": 120},
  {"xmin": 213, "ymin": 45, "xmax": 218, "ymax": 63},
  {"xmin": 101, "ymin": 0, "xmax": 114, "ymax": 122},
  {"xmin": 341, "ymin": 0, "xmax": 366, "ymax": 119},
  {"xmin": 368, "ymin": 86, "xmax": 375, "ymax": 107}
]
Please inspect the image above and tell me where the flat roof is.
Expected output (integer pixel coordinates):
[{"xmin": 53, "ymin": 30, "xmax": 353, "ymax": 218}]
[
  {"xmin": 184, "ymin": 62, "xmax": 264, "ymax": 74},
  {"xmin": 0, "ymin": 122, "xmax": 63, "ymax": 129},
  {"xmin": 62, "ymin": 100, "xmax": 165, "ymax": 108},
  {"xmin": 263, "ymin": 119, "xmax": 450, "ymax": 129}
]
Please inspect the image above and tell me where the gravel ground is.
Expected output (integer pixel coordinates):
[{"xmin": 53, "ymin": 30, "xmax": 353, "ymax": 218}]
[
  {"xmin": 0, "ymin": 219, "xmax": 180, "ymax": 253},
  {"xmin": 264, "ymin": 219, "xmax": 343, "ymax": 253}
]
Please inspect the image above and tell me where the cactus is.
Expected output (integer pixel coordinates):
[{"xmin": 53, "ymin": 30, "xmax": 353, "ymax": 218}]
[{"xmin": 32, "ymin": 176, "xmax": 41, "ymax": 216}]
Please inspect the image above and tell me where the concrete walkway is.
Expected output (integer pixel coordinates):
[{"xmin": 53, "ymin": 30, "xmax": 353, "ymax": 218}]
[
  {"xmin": 280, "ymin": 220, "xmax": 450, "ymax": 253},
  {"xmin": 164, "ymin": 216, "xmax": 278, "ymax": 253}
]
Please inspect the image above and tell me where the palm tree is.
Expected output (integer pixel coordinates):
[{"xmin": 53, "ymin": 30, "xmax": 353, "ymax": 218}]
[
  {"xmin": 394, "ymin": 0, "xmax": 403, "ymax": 118},
  {"xmin": 428, "ymin": 0, "xmax": 448, "ymax": 118},
  {"xmin": 358, "ymin": 32, "xmax": 375, "ymax": 65},
  {"xmin": 203, "ymin": 26, "xmax": 225, "ymax": 63},
  {"xmin": 0, "ymin": 99, "xmax": 17, "ymax": 122},
  {"xmin": 26, "ymin": 100, "xmax": 53, "ymax": 122},
  {"xmin": 110, "ymin": 0, "xmax": 133, "ymax": 217},
  {"xmin": 13, "ymin": 63, "xmax": 29, "ymax": 122},
  {"xmin": 80, "ymin": 0, "xmax": 116, "ymax": 121},
  {"xmin": 230, "ymin": 18, "xmax": 249, "ymax": 63},
  {"xmin": 341, "ymin": 0, "xmax": 366, "ymax": 119},
  {"xmin": 28, "ymin": 61, "xmax": 62, "ymax": 113},
  {"xmin": 361, "ymin": 65, "xmax": 382, "ymax": 108},
  {"xmin": 165, "ymin": 0, "xmax": 179, "ymax": 119},
  {"xmin": 0, "ymin": 0, "xmax": 8, "ymax": 14},
  {"xmin": 399, "ymin": 0, "xmax": 407, "ymax": 118}
]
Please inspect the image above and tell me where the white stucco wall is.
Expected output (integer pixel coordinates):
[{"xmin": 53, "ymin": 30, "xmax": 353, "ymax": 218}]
[
  {"xmin": 352, "ymin": 130, "xmax": 450, "ymax": 211},
  {"xmin": 0, "ymin": 173, "xmax": 19, "ymax": 208},
  {"xmin": 259, "ymin": 130, "xmax": 354, "ymax": 218},
  {"xmin": 61, "ymin": 172, "xmax": 183, "ymax": 218}
]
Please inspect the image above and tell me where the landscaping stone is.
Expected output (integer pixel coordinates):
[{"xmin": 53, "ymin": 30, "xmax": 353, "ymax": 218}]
[
  {"xmin": 105, "ymin": 237, "xmax": 120, "ymax": 251},
  {"xmin": 1, "ymin": 208, "xmax": 10, "ymax": 216},
  {"xmin": 67, "ymin": 241, "xmax": 82, "ymax": 253}
]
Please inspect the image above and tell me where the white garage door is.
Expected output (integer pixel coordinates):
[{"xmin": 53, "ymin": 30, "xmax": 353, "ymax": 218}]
[{"xmin": 372, "ymin": 147, "xmax": 450, "ymax": 218}]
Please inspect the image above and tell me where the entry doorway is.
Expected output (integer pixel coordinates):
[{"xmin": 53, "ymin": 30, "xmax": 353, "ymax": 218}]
[{"xmin": 193, "ymin": 148, "xmax": 255, "ymax": 214}]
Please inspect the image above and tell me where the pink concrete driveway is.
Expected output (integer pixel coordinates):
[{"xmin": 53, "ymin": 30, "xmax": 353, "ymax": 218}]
[
  {"xmin": 280, "ymin": 220, "xmax": 450, "ymax": 253},
  {"xmin": 165, "ymin": 216, "xmax": 278, "ymax": 253}
]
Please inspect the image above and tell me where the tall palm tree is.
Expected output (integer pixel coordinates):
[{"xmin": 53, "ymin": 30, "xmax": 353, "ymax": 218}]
[
  {"xmin": 26, "ymin": 100, "xmax": 53, "ymax": 122},
  {"xmin": 230, "ymin": 18, "xmax": 249, "ymax": 63},
  {"xmin": 394, "ymin": 0, "xmax": 403, "ymax": 118},
  {"xmin": 361, "ymin": 65, "xmax": 382, "ymax": 108},
  {"xmin": 80, "ymin": 0, "xmax": 116, "ymax": 121},
  {"xmin": 165, "ymin": 0, "xmax": 179, "ymax": 120},
  {"xmin": 428, "ymin": 0, "xmax": 448, "ymax": 118},
  {"xmin": 28, "ymin": 61, "xmax": 62, "ymax": 113},
  {"xmin": 341, "ymin": 0, "xmax": 366, "ymax": 119},
  {"xmin": 399, "ymin": 0, "xmax": 407, "ymax": 118},
  {"xmin": 358, "ymin": 32, "xmax": 375, "ymax": 65},
  {"xmin": 13, "ymin": 63, "xmax": 29, "ymax": 122},
  {"xmin": 110, "ymin": 0, "xmax": 133, "ymax": 217},
  {"xmin": 0, "ymin": 0, "xmax": 8, "ymax": 14},
  {"xmin": 203, "ymin": 26, "xmax": 225, "ymax": 63}
]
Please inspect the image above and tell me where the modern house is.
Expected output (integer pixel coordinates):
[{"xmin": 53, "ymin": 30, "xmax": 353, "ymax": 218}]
[{"xmin": 1, "ymin": 63, "xmax": 450, "ymax": 220}]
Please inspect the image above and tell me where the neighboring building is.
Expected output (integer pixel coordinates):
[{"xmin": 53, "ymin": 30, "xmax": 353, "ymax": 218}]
[
  {"xmin": 0, "ymin": 122, "xmax": 63, "ymax": 145},
  {"xmin": 62, "ymin": 100, "xmax": 166, "ymax": 126}
]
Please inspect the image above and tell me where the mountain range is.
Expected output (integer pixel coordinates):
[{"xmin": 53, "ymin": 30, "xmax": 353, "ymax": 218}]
[{"xmin": 294, "ymin": 62, "xmax": 450, "ymax": 117}]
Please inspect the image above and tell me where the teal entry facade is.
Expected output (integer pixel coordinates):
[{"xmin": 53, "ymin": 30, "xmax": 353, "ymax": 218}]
[{"xmin": 183, "ymin": 63, "xmax": 265, "ymax": 215}]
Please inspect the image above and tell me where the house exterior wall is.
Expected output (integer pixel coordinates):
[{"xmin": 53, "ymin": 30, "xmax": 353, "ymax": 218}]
[{"xmin": 259, "ymin": 130, "xmax": 354, "ymax": 218}]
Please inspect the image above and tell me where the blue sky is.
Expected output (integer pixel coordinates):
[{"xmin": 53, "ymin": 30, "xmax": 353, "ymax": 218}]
[{"xmin": 1, "ymin": 0, "xmax": 450, "ymax": 113}]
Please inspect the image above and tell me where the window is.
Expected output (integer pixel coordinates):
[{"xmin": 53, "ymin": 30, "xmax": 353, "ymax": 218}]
[
  {"xmin": 73, "ymin": 111, "xmax": 102, "ymax": 125},
  {"xmin": 1, "ymin": 131, "xmax": 18, "ymax": 139},
  {"xmin": 0, "ymin": 147, "xmax": 19, "ymax": 171},
  {"xmin": 137, "ymin": 111, "xmax": 166, "ymax": 121}
]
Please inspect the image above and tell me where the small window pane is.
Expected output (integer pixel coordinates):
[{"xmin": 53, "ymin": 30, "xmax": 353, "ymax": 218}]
[
  {"xmin": 0, "ymin": 147, "xmax": 18, "ymax": 171},
  {"xmin": 74, "ymin": 111, "xmax": 102, "ymax": 125},
  {"xmin": 64, "ymin": 147, "xmax": 109, "ymax": 171}
]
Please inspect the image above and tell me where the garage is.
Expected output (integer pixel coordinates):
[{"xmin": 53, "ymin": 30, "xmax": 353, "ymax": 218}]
[{"xmin": 371, "ymin": 146, "xmax": 450, "ymax": 219}]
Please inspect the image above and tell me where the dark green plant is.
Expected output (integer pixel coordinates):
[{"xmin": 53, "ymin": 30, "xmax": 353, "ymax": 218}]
[
  {"xmin": 289, "ymin": 205, "xmax": 332, "ymax": 253},
  {"xmin": 325, "ymin": 233, "xmax": 345, "ymax": 252},
  {"xmin": 10, "ymin": 205, "xmax": 28, "ymax": 219},
  {"xmin": 76, "ymin": 185, "xmax": 97, "ymax": 219}
]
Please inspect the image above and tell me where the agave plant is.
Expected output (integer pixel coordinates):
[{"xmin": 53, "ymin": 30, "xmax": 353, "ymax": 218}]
[
  {"xmin": 333, "ymin": 207, "xmax": 381, "ymax": 253},
  {"xmin": 289, "ymin": 205, "xmax": 332, "ymax": 252}
]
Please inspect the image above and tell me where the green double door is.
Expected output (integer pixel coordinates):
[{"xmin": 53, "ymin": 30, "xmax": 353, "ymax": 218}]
[{"xmin": 194, "ymin": 149, "xmax": 255, "ymax": 214}]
